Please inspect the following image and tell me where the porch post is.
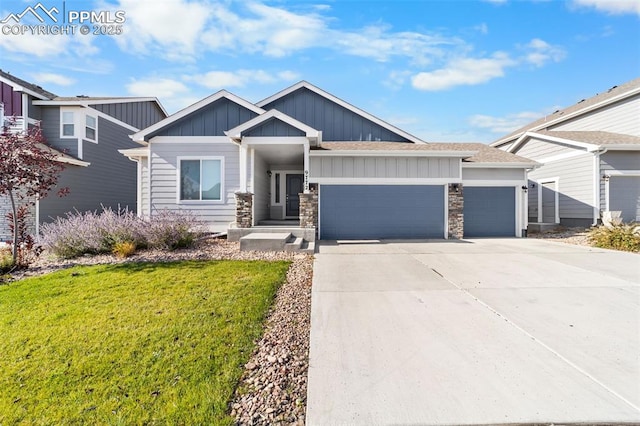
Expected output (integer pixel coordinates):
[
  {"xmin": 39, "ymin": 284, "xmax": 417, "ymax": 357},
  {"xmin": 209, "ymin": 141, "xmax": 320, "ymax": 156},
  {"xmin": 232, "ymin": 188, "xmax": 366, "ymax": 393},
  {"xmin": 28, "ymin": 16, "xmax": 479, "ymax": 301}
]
[
  {"xmin": 303, "ymin": 140, "xmax": 310, "ymax": 193},
  {"xmin": 239, "ymin": 144, "xmax": 249, "ymax": 192},
  {"xmin": 235, "ymin": 192, "xmax": 253, "ymax": 228},
  {"xmin": 447, "ymin": 183, "xmax": 464, "ymax": 239}
]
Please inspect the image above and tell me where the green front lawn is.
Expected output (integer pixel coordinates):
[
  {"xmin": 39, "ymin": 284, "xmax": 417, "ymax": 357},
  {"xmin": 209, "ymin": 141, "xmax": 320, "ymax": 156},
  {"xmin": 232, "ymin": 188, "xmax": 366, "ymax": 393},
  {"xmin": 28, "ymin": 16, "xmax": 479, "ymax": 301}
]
[{"xmin": 0, "ymin": 260, "xmax": 290, "ymax": 425}]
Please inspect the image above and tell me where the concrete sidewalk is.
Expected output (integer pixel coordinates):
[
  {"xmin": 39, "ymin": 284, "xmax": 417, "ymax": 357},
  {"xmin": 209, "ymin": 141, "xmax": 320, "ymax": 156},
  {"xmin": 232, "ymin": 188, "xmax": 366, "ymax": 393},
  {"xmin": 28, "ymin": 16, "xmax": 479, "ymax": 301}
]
[{"xmin": 306, "ymin": 239, "xmax": 640, "ymax": 425}]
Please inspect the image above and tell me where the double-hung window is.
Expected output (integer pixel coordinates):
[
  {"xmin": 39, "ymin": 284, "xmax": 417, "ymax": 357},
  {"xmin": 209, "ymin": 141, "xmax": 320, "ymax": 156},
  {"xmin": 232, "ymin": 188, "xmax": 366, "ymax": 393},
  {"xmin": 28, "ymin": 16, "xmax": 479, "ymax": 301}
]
[
  {"xmin": 85, "ymin": 115, "xmax": 97, "ymax": 141},
  {"xmin": 61, "ymin": 111, "xmax": 75, "ymax": 137},
  {"xmin": 179, "ymin": 158, "xmax": 223, "ymax": 201}
]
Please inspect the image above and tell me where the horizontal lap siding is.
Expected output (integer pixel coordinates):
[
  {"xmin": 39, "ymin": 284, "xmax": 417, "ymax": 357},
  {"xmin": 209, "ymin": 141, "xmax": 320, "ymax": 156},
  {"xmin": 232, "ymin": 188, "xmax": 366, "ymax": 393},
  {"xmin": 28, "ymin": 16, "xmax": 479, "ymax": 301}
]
[
  {"xmin": 462, "ymin": 168, "xmax": 525, "ymax": 181},
  {"xmin": 40, "ymin": 107, "xmax": 78, "ymax": 157},
  {"xmin": 252, "ymin": 154, "xmax": 270, "ymax": 223},
  {"xmin": 141, "ymin": 157, "xmax": 150, "ymax": 217},
  {"xmin": 552, "ymin": 96, "xmax": 640, "ymax": 135},
  {"xmin": 514, "ymin": 137, "xmax": 579, "ymax": 159},
  {"xmin": 529, "ymin": 153, "xmax": 594, "ymax": 219},
  {"xmin": 150, "ymin": 142, "xmax": 240, "ymax": 224},
  {"xmin": 310, "ymin": 156, "xmax": 459, "ymax": 179}
]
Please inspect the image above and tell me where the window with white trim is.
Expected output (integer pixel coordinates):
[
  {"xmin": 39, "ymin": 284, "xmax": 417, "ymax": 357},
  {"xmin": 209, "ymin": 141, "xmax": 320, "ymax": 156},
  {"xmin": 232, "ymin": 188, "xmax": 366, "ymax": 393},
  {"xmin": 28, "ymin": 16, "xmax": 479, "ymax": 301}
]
[
  {"xmin": 179, "ymin": 158, "xmax": 223, "ymax": 201},
  {"xmin": 85, "ymin": 115, "xmax": 97, "ymax": 141},
  {"xmin": 61, "ymin": 111, "xmax": 75, "ymax": 137}
]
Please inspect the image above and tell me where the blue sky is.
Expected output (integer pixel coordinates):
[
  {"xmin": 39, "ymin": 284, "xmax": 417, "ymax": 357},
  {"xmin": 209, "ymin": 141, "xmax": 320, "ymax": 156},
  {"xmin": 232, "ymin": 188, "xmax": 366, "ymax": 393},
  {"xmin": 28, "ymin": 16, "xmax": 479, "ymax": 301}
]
[{"xmin": 1, "ymin": 0, "xmax": 638, "ymax": 142}]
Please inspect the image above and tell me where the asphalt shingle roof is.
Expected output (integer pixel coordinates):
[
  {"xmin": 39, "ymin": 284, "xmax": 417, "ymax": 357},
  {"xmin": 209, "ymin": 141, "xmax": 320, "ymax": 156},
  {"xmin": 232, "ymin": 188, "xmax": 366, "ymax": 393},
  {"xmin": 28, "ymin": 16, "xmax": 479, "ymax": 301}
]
[
  {"xmin": 0, "ymin": 69, "xmax": 57, "ymax": 99},
  {"xmin": 314, "ymin": 142, "xmax": 537, "ymax": 164},
  {"xmin": 535, "ymin": 130, "xmax": 640, "ymax": 146},
  {"xmin": 494, "ymin": 77, "xmax": 640, "ymax": 145}
]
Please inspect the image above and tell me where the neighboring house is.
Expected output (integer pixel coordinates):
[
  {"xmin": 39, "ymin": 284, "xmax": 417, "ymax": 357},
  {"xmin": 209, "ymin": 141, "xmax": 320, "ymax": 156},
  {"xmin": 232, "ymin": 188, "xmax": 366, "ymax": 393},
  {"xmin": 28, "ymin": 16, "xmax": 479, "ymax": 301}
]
[
  {"xmin": 491, "ymin": 77, "xmax": 640, "ymax": 226},
  {"xmin": 0, "ymin": 70, "xmax": 167, "ymax": 241},
  {"xmin": 122, "ymin": 81, "xmax": 536, "ymax": 245}
]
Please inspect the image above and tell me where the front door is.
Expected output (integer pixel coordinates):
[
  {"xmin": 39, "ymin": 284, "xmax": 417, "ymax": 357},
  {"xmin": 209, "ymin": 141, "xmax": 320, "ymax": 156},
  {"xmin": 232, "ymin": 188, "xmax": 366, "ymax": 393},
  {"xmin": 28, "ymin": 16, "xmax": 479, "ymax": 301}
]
[{"xmin": 286, "ymin": 174, "xmax": 304, "ymax": 217}]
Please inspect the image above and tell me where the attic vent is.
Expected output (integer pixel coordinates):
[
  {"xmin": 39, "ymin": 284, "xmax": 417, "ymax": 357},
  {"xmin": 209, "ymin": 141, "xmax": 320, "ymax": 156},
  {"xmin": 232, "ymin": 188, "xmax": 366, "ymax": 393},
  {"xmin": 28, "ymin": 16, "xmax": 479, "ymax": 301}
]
[
  {"xmin": 608, "ymin": 85, "xmax": 618, "ymax": 92},
  {"xmin": 76, "ymin": 95, "xmax": 89, "ymax": 98},
  {"xmin": 577, "ymin": 99, "xmax": 585, "ymax": 103},
  {"xmin": 553, "ymin": 110, "xmax": 560, "ymax": 114}
]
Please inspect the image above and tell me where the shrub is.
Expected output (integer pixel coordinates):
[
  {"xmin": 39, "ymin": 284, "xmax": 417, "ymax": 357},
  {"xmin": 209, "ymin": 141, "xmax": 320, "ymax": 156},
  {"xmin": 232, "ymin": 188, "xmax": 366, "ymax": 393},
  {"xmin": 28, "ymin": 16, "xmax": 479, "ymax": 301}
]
[
  {"xmin": 41, "ymin": 208, "xmax": 204, "ymax": 258},
  {"xmin": 145, "ymin": 210, "xmax": 204, "ymax": 250},
  {"xmin": 588, "ymin": 223, "xmax": 640, "ymax": 252},
  {"xmin": 112, "ymin": 241, "xmax": 137, "ymax": 258},
  {"xmin": 0, "ymin": 246, "xmax": 13, "ymax": 274}
]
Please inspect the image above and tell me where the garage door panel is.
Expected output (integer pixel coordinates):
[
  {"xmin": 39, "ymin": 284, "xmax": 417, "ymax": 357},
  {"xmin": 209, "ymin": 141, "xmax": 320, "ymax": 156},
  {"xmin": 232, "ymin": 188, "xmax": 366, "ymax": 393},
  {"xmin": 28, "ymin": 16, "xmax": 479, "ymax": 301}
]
[
  {"xmin": 609, "ymin": 176, "xmax": 640, "ymax": 223},
  {"xmin": 320, "ymin": 185, "xmax": 444, "ymax": 240},
  {"xmin": 464, "ymin": 187, "xmax": 515, "ymax": 237}
]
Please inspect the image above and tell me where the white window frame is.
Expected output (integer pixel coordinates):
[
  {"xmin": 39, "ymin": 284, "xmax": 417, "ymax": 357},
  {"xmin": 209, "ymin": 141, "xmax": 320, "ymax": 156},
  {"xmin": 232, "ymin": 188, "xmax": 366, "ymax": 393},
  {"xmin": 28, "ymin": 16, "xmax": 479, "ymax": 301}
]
[
  {"xmin": 60, "ymin": 108, "xmax": 77, "ymax": 138},
  {"xmin": 85, "ymin": 114, "xmax": 98, "ymax": 143},
  {"xmin": 176, "ymin": 156, "xmax": 225, "ymax": 204}
]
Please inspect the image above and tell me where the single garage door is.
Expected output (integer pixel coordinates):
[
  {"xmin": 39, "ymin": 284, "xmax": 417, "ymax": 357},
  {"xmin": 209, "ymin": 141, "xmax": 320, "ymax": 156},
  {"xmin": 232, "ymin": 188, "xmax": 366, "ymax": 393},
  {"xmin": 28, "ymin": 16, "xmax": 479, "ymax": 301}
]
[
  {"xmin": 610, "ymin": 176, "xmax": 640, "ymax": 223},
  {"xmin": 464, "ymin": 186, "xmax": 515, "ymax": 237},
  {"xmin": 320, "ymin": 185, "xmax": 444, "ymax": 240}
]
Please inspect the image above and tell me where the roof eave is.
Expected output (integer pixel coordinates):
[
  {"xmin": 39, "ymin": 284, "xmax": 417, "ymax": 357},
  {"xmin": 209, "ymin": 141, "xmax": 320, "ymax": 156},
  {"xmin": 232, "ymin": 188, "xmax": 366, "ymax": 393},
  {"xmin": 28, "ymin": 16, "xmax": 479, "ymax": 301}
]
[{"xmin": 310, "ymin": 150, "xmax": 477, "ymax": 158}]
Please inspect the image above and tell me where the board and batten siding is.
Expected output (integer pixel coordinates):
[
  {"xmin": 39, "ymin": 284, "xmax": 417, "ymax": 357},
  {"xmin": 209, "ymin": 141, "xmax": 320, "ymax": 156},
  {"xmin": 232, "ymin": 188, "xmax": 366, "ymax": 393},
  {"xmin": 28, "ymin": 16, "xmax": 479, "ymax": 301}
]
[
  {"xmin": 150, "ymin": 98, "xmax": 258, "ymax": 138},
  {"xmin": 600, "ymin": 151, "xmax": 640, "ymax": 211},
  {"xmin": 244, "ymin": 119, "xmax": 305, "ymax": 137},
  {"xmin": 310, "ymin": 156, "xmax": 460, "ymax": 180},
  {"xmin": 514, "ymin": 137, "xmax": 583, "ymax": 159},
  {"xmin": 552, "ymin": 95, "xmax": 640, "ymax": 136},
  {"xmin": 91, "ymin": 101, "xmax": 166, "ymax": 130},
  {"xmin": 39, "ymin": 117, "xmax": 139, "ymax": 221},
  {"xmin": 149, "ymin": 142, "xmax": 240, "ymax": 225},
  {"xmin": 462, "ymin": 168, "xmax": 525, "ymax": 182},
  {"xmin": 528, "ymin": 153, "xmax": 595, "ymax": 221},
  {"xmin": 261, "ymin": 87, "xmax": 410, "ymax": 142}
]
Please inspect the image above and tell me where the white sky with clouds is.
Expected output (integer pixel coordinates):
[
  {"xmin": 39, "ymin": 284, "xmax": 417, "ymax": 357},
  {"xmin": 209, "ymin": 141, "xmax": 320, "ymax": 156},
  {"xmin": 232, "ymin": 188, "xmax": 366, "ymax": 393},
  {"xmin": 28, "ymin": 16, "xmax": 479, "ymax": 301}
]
[{"xmin": 0, "ymin": 0, "xmax": 638, "ymax": 142}]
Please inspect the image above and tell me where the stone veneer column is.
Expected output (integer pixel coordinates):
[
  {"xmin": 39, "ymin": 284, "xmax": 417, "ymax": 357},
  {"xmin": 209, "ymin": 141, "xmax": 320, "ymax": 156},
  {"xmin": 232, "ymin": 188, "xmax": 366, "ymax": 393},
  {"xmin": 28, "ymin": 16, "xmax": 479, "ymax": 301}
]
[
  {"xmin": 448, "ymin": 183, "xmax": 464, "ymax": 239},
  {"xmin": 235, "ymin": 192, "xmax": 253, "ymax": 228},
  {"xmin": 298, "ymin": 189, "xmax": 318, "ymax": 234}
]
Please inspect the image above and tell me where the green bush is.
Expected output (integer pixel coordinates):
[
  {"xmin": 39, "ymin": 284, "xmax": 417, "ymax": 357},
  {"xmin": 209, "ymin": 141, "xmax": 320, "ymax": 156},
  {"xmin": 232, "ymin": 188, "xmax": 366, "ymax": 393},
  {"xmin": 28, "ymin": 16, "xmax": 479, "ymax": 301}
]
[
  {"xmin": 588, "ymin": 223, "xmax": 640, "ymax": 252},
  {"xmin": 0, "ymin": 247, "xmax": 13, "ymax": 273}
]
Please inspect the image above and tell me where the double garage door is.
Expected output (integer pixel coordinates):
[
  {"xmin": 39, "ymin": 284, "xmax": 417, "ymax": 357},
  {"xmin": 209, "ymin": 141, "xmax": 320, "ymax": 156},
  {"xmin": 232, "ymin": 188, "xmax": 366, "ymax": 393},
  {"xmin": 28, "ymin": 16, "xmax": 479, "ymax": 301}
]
[{"xmin": 319, "ymin": 185, "xmax": 516, "ymax": 240}]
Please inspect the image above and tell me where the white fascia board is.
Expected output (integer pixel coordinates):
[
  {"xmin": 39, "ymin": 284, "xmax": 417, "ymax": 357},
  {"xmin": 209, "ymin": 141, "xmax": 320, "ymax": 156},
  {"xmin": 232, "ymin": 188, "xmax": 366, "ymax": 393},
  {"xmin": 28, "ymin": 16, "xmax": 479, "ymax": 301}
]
[
  {"xmin": 310, "ymin": 150, "xmax": 476, "ymax": 158},
  {"xmin": 599, "ymin": 144, "xmax": 640, "ymax": 151},
  {"xmin": 309, "ymin": 177, "xmax": 460, "ymax": 185},
  {"xmin": 130, "ymin": 90, "xmax": 265, "ymax": 143},
  {"xmin": 149, "ymin": 136, "xmax": 232, "ymax": 144},
  {"xmin": 56, "ymin": 156, "xmax": 90, "ymax": 166},
  {"xmin": 507, "ymin": 131, "xmax": 598, "ymax": 153},
  {"xmin": 257, "ymin": 81, "xmax": 426, "ymax": 144},
  {"xmin": 462, "ymin": 162, "xmax": 538, "ymax": 168},
  {"xmin": 225, "ymin": 109, "xmax": 319, "ymax": 139},
  {"xmin": 493, "ymin": 86, "xmax": 640, "ymax": 147},
  {"xmin": 242, "ymin": 136, "xmax": 309, "ymax": 145},
  {"xmin": 119, "ymin": 148, "xmax": 149, "ymax": 158}
]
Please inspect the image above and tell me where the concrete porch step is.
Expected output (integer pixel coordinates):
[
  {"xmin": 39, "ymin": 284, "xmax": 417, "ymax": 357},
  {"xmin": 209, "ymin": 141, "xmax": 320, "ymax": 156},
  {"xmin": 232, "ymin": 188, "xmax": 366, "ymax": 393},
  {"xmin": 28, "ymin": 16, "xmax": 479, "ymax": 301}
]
[{"xmin": 240, "ymin": 232, "xmax": 292, "ymax": 252}]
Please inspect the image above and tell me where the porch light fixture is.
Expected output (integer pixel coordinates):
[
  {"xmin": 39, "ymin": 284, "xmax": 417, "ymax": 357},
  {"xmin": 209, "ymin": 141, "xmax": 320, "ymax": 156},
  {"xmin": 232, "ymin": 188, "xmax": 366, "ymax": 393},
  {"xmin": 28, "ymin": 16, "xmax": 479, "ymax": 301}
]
[
  {"xmin": 451, "ymin": 183, "xmax": 460, "ymax": 193},
  {"xmin": 602, "ymin": 174, "xmax": 610, "ymax": 182},
  {"xmin": 267, "ymin": 170, "xmax": 272, "ymax": 177},
  {"xmin": 521, "ymin": 185, "xmax": 528, "ymax": 193}
]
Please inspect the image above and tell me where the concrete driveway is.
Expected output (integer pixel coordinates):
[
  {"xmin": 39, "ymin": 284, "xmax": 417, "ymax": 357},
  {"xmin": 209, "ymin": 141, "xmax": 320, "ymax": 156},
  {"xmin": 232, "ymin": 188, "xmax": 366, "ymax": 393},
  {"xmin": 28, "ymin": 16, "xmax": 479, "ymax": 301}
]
[{"xmin": 306, "ymin": 239, "xmax": 640, "ymax": 425}]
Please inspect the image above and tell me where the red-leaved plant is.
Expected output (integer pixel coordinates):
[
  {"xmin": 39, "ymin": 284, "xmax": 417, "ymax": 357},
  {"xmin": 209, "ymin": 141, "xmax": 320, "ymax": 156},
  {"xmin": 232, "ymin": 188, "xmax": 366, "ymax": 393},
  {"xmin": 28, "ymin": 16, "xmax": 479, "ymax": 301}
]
[{"xmin": 0, "ymin": 118, "xmax": 68, "ymax": 267}]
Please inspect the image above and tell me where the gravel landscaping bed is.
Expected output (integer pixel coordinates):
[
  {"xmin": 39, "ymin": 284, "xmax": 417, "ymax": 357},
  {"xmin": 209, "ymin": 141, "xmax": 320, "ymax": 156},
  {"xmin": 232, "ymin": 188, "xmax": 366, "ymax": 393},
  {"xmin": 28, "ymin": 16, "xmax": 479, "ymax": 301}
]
[
  {"xmin": 5, "ymin": 238, "xmax": 313, "ymax": 425},
  {"xmin": 528, "ymin": 227, "xmax": 592, "ymax": 247}
]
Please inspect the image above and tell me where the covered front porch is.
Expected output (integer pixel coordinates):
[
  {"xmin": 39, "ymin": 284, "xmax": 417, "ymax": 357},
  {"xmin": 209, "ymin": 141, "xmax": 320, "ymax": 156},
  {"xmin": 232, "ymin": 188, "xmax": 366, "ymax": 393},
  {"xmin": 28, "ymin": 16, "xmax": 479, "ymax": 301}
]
[{"xmin": 224, "ymin": 110, "xmax": 319, "ymax": 250}]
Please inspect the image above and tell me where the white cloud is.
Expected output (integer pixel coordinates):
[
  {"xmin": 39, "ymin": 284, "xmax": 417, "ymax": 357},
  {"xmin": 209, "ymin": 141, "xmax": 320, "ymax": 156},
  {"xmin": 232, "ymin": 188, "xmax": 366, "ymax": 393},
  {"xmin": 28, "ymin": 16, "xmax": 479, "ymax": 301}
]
[
  {"xmin": 468, "ymin": 109, "xmax": 554, "ymax": 134},
  {"xmin": 411, "ymin": 52, "xmax": 516, "ymax": 91},
  {"xmin": 126, "ymin": 77, "xmax": 189, "ymax": 98},
  {"xmin": 475, "ymin": 23, "xmax": 489, "ymax": 34},
  {"xmin": 114, "ymin": 0, "xmax": 211, "ymax": 58},
  {"xmin": 571, "ymin": 0, "xmax": 640, "ymax": 15},
  {"xmin": 31, "ymin": 72, "xmax": 75, "ymax": 86},
  {"xmin": 0, "ymin": 32, "xmax": 70, "ymax": 57},
  {"xmin": 523, "ymin": 38, "xmax": 566, "ymax": 67},
  {"xmin": 186, "ymin": 69, "xmax": 299, "ymax": 90}
]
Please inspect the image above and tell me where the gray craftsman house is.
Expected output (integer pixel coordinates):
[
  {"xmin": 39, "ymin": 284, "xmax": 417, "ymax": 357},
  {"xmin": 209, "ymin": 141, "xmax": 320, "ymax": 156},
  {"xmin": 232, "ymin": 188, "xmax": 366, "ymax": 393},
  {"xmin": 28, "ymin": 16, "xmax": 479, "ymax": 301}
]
[
  {"xmin": 0, "ymin": 70, "xmax": 167, "ymax": 241},
  {"xmin": 122, "ymin": 81, "xmax": 536, "ymax": 249},
  {"xmin": 491, "ymin": 77, "xmax": 640, "ymax": 226}
]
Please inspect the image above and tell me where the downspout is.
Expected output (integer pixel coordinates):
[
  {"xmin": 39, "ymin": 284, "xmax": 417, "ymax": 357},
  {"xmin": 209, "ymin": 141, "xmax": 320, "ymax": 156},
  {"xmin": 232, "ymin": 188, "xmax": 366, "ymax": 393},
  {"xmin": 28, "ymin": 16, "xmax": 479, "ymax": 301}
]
[{"xmin": 594, "ymin": 147, "xmax": 608, "ymax": 225}]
